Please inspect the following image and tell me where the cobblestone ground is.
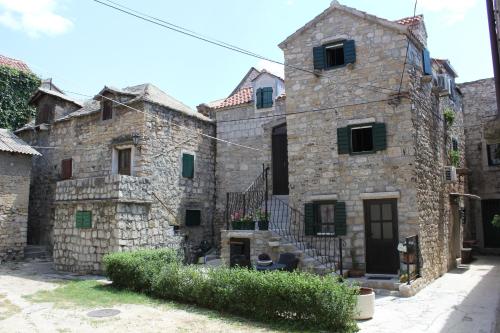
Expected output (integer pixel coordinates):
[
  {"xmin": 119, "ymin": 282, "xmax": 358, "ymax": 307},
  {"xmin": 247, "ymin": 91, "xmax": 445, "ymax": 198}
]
[{"xmin": 359, "ymin": 256, "xmax": 500, "ymax": 333}]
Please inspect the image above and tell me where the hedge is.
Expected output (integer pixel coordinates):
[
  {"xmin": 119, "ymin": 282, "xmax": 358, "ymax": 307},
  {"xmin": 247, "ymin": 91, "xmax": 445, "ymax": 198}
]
[{"xmin": 103, "ymin": 249, "xmax": 358, "ymax": 332}]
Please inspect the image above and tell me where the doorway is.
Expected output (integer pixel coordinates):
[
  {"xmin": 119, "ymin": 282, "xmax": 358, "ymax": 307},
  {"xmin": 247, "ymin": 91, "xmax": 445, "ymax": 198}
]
[
  {"xmin": 272, "ymin": 124, "xmax": 289, "ymax": 195},
  {"xmin": 364, "ymin": 199, "xmax": 399, "ymax": 274},
  {"xmin": 482, "ymin": 199, "xmax": 500, "ymax": 248}
]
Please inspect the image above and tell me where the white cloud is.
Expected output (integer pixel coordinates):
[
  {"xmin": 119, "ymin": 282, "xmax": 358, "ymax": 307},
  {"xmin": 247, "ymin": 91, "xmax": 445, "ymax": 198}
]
[
  {"xmin": 0, "ymin": 0, "xmax": 73, "ymax": 37},
  {"xmin": 418, "ymin": 0, "xmax": 478, "ymax": 25},
  {"xmin": 256, "ymin": 59, "xmax": 285, "ymax": 79}
]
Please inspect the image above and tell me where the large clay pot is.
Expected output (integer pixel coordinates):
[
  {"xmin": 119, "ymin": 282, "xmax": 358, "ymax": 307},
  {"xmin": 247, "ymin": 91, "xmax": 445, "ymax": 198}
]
[{"xmin": 354, "ymin": 287, "xmax": 375, "ymax": 320}]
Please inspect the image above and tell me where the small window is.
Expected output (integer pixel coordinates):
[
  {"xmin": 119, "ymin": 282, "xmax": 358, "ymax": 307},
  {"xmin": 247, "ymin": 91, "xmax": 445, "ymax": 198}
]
[
  {"xmin": 256, "ymin": 87, "xmax": 273, "ymax": 109},
  {"xmin": 351, "ymin": 126, "xmax": 373, "ymax": 153},
  {"xmin": 185, "ymin": 209, "xmax": 201, "ymax": 226},
  {"xmin": 315, "ymin": 202, "xmax": 335, "ymax": 234},
  {"xmin": 118, "ymin": 148, "xmax": 131, "ymax": 175},
  {"xmin": 182, "ymin": 153, "xmax": 194, "ymax": 178},
  {"xmin": 325, "ymin": 43, "xmax": 345, "ymax": 68},
  {"xmin": 452, "ymin": 138, "xmax": 459, "ymax": 151},
  {"xmin": 487, "ymin": 143, "xmax": 500, "ymax": 166},
  {"xmin": 76, "ymin": 211, "xmax": 92, "ymax": 229},
  {"xmin": 102, "ymin": 99, "xmax": 113, "ymax": 120},
  {"xmin": 61, "ymin": 158, "xmax": 73, "ymax": 180}
]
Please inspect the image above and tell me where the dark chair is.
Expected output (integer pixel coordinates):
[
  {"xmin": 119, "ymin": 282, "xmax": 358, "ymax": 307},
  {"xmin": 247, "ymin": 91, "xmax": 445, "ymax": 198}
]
[{"xmin": 277, "ymin": 252, "xmax": 299, "ymax": 272}]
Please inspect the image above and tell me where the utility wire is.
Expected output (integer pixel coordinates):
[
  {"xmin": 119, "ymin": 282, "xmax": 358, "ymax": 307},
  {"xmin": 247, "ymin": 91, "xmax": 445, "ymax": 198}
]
[
  {"xmin": 397, "ymin": 0, "xmax": 418, "ymax": 94},
  {"xmin": 91, "ymin": 0, "xmax": 398, "ymax": 95}
]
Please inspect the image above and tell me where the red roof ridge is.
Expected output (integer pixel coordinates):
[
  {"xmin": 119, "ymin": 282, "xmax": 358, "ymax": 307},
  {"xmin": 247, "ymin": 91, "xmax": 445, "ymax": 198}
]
[
  {"xmin": 395, "ymin": 14, "xmax": 423, "ymax": 26},
  {"xmin": 0, "ymin": 54, "xmax": 31, "ymax": 72}
]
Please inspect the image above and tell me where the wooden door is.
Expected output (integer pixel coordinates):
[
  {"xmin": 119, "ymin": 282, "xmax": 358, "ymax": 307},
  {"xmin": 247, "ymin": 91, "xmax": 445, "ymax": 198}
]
[
  {"xmin": 272, "ymin": 124, "xmax": 289, "ymax": 195},
  {"xmin": 364, "ymin": 199, "xmax": 399, "ymax": 274},
  {"xmin": 482, "ymin": 199, "xmax": 500, "ymax": 248}
]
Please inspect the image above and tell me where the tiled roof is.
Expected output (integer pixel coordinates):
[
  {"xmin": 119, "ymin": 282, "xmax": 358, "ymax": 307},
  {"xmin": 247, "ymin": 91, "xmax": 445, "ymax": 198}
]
[
  {"xmin": 29, "ymin": 88, "xmax": 83, "ymax": 107},
  {"xmin": 0, "ymin": 128, "xmax": 40, "ymax": 155},
  {"xmin": 395, "ymin": 15, "xmax": 423, "ymax": 27},
  {"xmin": 0, "ymin": 55, "xmax": 31, "ymax": 72},
  {"xmin": 212, "ymin": 87, "xmax": 253, "ymax": 109}
]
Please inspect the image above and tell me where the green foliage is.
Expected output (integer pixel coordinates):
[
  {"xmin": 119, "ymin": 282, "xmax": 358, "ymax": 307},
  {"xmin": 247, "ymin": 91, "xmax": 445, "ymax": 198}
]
[
  {"xmin": 492, "ymin": 215, "xmax": 500, "ymax": 228},
  {"xmin": 450, "ymin": 150, "xmax": 460, "ymax": 167},
  {"xmin": 443, "ymin": 108, "xmax": 455, "ymax": 127},
  {"xmin": 104, "ymin": 249, "xmax": 359, "ymax": 332},
  {"xmin": 0, "ymin": 65, "xmax": 40, "ymax": 130}
]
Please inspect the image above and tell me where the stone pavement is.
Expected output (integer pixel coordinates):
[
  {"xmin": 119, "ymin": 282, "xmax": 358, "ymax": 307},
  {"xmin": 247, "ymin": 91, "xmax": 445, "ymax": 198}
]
[{"xmin": 358, "ymin": 255, "xmax": 500, "ymax": 333}]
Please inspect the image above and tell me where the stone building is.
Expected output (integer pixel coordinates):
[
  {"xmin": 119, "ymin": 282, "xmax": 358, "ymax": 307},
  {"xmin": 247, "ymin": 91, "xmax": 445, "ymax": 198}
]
[
  {"xmin": 459, "ymin": 78, "xmax": 500, "ymax": 251},
  {"xmin": 0, "ymin": 129, "xmax": 40, "ymax": 262},
  {"xmin": 17, "ymin": 84, "xmax": 215, "ymax": 273},
  {"xmin": 203, "ymin": 2, "xmax": 468, "ymax": 289}
]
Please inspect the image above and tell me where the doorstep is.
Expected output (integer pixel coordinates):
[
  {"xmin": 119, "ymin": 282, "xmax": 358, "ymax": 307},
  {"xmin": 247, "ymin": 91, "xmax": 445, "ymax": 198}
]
[{"xmin": 347, "ymin": 274, "xmax": 401, "ymax": 294}]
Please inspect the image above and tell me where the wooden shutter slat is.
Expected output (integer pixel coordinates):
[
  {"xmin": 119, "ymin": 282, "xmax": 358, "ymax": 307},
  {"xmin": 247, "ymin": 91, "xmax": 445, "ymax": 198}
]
[
  {"xmin": 262, "ymin": 87, "xmax": 273, "ymax": 108},
  {"xmin": 256, "ymin": 88, "xmax": 263, "ymax": 109},
  {"xmin": 304, "ymin": 203, "xmax": 316, "ymax": 236},
  {"xmin": 343, "ymin": 40, "xmax": 356, "ymax": 64},
  {"xmin": 334, "ymin": 202, "xmax": 347, "ymax": 236},
  {"xmin": 313, "ymin": 46, "xmax": 326, "ymax": 70},
  {"xmin": 182, "ymin": 153, "xmax": 194, "ymax": 178},
  {"xmin": 61, "ymin": 158, "xmax": 72, "ymax": 180},
  {"xmin": 337, "ymin": 127, "xmax": 350, "ymax": 154},
  {"xmin": 373, "ymin": 123, "xmax": 387, "ymax": 151}
]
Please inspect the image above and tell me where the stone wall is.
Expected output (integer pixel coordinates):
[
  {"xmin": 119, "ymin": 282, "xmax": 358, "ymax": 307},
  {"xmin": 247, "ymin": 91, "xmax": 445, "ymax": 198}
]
[
  {"xmin": 0, "ymin": 152, "xmax": 32, "ymax": 261},
  {"xmin": 220, "ymin": 230, "xmax": 280, "ymax": 267}
]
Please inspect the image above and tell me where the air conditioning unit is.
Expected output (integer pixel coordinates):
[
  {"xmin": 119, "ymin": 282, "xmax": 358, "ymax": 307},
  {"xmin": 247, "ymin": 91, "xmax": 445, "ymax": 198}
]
[
  {"xmin": 437, "ymin": 74, "xmax": 452, "ymax": 95},
  {"xmin": 444, "ymin": 166, "xmax": 457, "ymax": 182}
]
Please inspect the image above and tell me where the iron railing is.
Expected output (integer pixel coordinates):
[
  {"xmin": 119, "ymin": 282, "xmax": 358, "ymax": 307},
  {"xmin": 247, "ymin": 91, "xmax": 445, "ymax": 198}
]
[
  {"xmin": 403, "ymin": 234, "xmax": 420, "ymax": 285},
  {"xmin": 225, "ymin": 165, "xmax": 344, "ymax": 274}
]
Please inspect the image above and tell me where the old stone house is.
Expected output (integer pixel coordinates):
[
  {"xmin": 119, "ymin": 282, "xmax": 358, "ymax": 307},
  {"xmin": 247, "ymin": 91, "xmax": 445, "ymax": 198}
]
[
  {"xmin": 201, "ymin": 2, "xmax": 468, "ymax": 290},
  {"xmin": 0, "ymin": 129, "xmax": 40, "ymax": 262},
  {"xmin": 16, "ymin": 84, "xmax": 215, "ymax": 273}
]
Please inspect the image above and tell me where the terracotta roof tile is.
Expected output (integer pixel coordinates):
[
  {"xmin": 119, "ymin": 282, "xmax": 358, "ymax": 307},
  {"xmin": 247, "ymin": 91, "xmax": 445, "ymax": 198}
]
[
  {"xmin": 212, "ymin": 87, "xmax": 253, "ymax": 109},
  {"xmin": 395, "ymin": 15, "xmax": 423, "ymax": 27},
  {"xmin": 0, "ymin": 55, "xmax": 31, "ymax": 72}
]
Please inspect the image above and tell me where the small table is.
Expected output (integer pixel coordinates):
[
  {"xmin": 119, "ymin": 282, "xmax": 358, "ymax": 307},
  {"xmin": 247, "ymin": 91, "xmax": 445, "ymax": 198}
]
[{"xmin": 255, "ymin": 263, "xmax": 286, "ymax": 271}]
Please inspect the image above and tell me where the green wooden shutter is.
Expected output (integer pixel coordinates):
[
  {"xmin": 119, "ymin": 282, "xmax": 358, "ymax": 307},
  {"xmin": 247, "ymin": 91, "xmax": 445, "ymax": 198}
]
[
  {"xmin": 372, "ymin": 123, "xmax": 387, "ymax": 151},
  {"xmin": 334, "ymin": 202, "xmax": 347, "ymax": 235},
  {"xmin": 343, "ymin": 40, "xmax": 356, "ymax": 64},
  {"xmin": 185, "ymin": 210, "xmax": 201, "ymax": 226},
  {"xmin": 76, "ymin": 211, "xmax": 92, "ymax": 229},
  {"xmin": 422, "ymin": 48, "xmax": 432, "ymax": 75},
  {"xmin": 337, "ymin": 127, "xmax": 350, "ymax": 154},
  {"xmin": 304, "ymin": 203, "xmax": 316, "ymax": 236},
  {"xmin": 262, "ymin": 87, "xmax": 273, "ymax": 108},
  {"xmin": 256, "ymin": 88, "xmax": 263, "ymax": 109},
  {"xmin": 313, "ymin": 46, "xmax": 326, "ymax": 70},
  {"xmin": 182, "ymin": 153, "xmax": 194, "ymax": 178}
]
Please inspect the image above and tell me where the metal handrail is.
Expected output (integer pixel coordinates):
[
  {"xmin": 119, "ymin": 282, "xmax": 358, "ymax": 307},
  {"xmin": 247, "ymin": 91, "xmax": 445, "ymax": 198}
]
[{"xmin": 404, "ymin": 234, "xmax": 420, "ymax": 285}]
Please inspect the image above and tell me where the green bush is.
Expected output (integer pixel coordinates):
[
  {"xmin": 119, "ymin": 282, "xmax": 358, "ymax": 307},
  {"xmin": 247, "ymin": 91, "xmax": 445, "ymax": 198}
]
[
  {"xmin": 103, "ymin": 248, "xmax": 181, "ymax": 292},
  {"xmin": 104, "ymin": 249, "xmax": 358, "ymax": 332}
]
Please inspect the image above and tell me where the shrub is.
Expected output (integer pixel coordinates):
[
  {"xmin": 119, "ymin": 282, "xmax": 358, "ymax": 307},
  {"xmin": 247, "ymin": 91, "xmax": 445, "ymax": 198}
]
[
  {"xmin": 105, "ymin": 249, "xmax": 358, "ymax": 332},
  {"xmin": 103, "ymin": 248, "xmax": 181, "ymax": 292},
  {"xmin": 449, "ymin": 150, "xmax": 460, "ymax": 167},
  {"xmin": 443, "ymin": 108, "xmax": 455, "ymax": 127}
]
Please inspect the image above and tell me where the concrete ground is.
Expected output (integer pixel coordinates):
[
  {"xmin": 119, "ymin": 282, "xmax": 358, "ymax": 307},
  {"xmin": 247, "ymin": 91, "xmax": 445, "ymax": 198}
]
[
  {"xmin": 358, "ymin": 255, "xmax": 500, "ymax": 333},
  {"xmin": 0, "ymin": 256, "xmax": 498, "ymax": 332}
]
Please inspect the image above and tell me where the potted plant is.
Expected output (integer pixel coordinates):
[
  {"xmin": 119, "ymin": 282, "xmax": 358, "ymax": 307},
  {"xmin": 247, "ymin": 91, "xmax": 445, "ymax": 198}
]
[
  {"xmin": 255, "ymin": 209, "xmax": 270, "ymax": 230},
  {"xmin": 354, "ymin": 287, "xmax": 375, "ymax": 320},
  {"xmin": 231, "ymin": 212, "xmax": 254, "ymax": 230}
]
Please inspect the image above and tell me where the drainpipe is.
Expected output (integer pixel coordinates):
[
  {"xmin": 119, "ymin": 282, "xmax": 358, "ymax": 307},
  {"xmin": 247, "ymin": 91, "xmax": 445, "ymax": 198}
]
[{"xmin": 486, "ymin": 0, "xmax": 500, "ymax": 117}]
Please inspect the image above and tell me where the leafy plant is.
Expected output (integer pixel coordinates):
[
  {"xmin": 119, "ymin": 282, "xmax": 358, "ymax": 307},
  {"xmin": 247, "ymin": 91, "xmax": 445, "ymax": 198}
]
[
  {"xmin": 254, "ymin": 209, "xmax": 270, "ymax": 221},
  {"xmin": 443, "ymin": 108, "xmax": 455, "ymax": 127},
  {"xmin": 104, "ymin": 249, "xmax": 359, "ymax": 332},
  {"xmin": 492, "ymin": 215, "xmax": 500, "ymax": 228},
  {"xmin": 0, "ymin": 65, "xmax": 41, "ymax": 130},
  {"xmin": 450, "ymin": 150, "xmax": 460, "ymax": 167}
]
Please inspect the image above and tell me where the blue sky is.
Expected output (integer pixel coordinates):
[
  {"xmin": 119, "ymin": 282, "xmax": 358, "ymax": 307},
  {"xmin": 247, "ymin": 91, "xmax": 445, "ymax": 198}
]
[{"xmin": 0, "ymin": 0, "xmax": 492, "ymax": 109}]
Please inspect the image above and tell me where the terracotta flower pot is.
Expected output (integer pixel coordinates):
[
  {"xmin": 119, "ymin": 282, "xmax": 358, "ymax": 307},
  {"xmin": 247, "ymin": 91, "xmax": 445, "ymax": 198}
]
[{"xmin": 354, "ymin": 287, "xmax": 375, "ymax": 320}]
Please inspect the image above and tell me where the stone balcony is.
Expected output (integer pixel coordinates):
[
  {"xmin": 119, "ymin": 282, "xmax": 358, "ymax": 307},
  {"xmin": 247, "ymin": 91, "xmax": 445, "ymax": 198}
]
[{"xmin": 55, "ymin": 174, "xmax": 152, "ymax": 204}]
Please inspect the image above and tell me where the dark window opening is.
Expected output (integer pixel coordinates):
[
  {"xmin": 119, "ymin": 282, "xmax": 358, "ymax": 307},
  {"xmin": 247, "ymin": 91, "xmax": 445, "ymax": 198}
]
[
  {"xmin": 325, "ymin": 43, "xmax": 345, "ymax": 68},
  {"xmin": 102, "ymin": 100, "xmax": 113, "ymax": 120},
  {"xmin": 314, "ymin": 202, "xmax": 336, "ymax": 234},
  {"xmin": 37, "ymin": 104, "xmax": 53, "ymax": 124},
  {"xmin": 351, "ymin": 126, "xmax": 374, "ymax": 153},
  {"xmin": 61, "ymin": 158, "xmax": 73, "ymax": 180},
  {"xmin": 487, "ymin": 143, "xmax": 500, "ymax": 166},
  {"xmin": 185, "ymin": 209, "xmax": 201, "ymax": 226},
  {"xmin": 118, "ymin": 148, "xmax": 131, "ymax": 175}
]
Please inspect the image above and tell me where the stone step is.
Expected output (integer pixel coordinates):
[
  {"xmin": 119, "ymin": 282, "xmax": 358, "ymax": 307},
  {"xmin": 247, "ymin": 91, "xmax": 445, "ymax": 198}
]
[{"xmin": 24, "ymin": 245, "xmax": 49, "ymax": 259}]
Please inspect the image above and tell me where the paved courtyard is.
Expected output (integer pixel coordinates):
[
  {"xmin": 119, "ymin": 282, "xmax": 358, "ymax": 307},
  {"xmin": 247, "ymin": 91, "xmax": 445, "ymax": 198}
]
[{"xmin": 0, "ymin": 256, "xmax": 498, "ymax": 332}]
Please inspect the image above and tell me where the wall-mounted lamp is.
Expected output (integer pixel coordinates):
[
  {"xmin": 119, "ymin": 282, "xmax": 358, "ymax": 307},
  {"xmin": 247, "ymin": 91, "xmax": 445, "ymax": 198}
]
[{"xmin": 132, "ymin": 133, "xmax": 141, "ymax": 146}]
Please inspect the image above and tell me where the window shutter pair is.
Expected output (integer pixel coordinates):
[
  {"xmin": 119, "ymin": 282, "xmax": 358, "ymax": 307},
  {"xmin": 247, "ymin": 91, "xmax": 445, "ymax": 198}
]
[
  {"xmin": 337, "ymin": 123, "xmax": 386, "ymax": 154},
  {"xmin": 422, "ymin": 48, "xmax": 432, "ymax": 75},
  {"xmin": 304, "ymin": 202, "xmax": 347, "ymax": 236},
  {"xmin": 313, "ymin": 40, "xmax": 356, "ymax": 70},
  {"xmin": 185, "ymin": 210, "xmax": 201, "ymax": 226},
  {"xmin": 182, "ymin": 153, "xmax": 194, "ymax": 178},
  {"xmin": 256, "ymin": 87, "xmax": 273, "ymax": 108}
]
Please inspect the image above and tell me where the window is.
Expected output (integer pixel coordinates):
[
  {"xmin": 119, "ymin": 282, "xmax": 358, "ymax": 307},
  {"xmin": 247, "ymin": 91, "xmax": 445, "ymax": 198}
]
[
  {"xmin": 313, "ymin": 40, "xmax": 356, "ymax": 70},
  {"xmin": 61, "ymin": 158, "xmax": 73, "ymax": 180},
  {"xmin": 76, "ymin": 211, "xmax": 92, "ymax": 229},
  {"xmin": 118, "ymin": 148, "xmax": 131, "ymax": 175},
  {"xmin": 102, "ymin": 99, "xmax": 113, "ymax": 120},
  {"xmin": 315, "ymin": 202, "xmax": 335, "ymax": 234},
  {"xmin": 304, "ymin": 201, "xmax": 346, "ymax": 236},
  {"xmin": 351, "ymin": 126, "xmax": 374, "ymax": 153},
  {"xmin": 256, "ymin": 87, "xmax": 273, "ymax": 109},
  {"xmin": 182, "ymin": 153, "xmax": 194, "ymax": 178},
  {"xmin": 337, "ymin": 123, "xmax": 386, "ymax": 155},
  {"xmin": 185, "ymin": 209, "xmax": 201, "ymax": 226},
  {"xmin": 487, "ymin": 143, "xmax": 500, "ymax": 166},
  {"xmin": 452, "ymin": 138, "xmax": 459, "ymax": 151},
  {"xmin": 37, "ymin": 104, "xmax": 53, "ymax": 124}
]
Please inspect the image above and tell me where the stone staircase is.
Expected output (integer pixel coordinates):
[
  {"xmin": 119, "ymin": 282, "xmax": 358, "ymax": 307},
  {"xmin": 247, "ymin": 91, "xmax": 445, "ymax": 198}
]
[{"xmin": 24, "ymin": 245, "xmax": 51, "ymax": 260}]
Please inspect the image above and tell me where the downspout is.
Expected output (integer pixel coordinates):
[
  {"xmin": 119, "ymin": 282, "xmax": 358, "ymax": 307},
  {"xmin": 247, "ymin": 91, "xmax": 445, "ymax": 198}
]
[{"xmin": 486, "ymin": 0, "xmax": 500, "ymax": 117}]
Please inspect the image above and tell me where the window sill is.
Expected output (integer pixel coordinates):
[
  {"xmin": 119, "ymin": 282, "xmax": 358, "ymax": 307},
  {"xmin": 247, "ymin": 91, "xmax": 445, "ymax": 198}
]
[{"xmin": 349, "ymin": 150, "xmax": 376, "ymax": 155}]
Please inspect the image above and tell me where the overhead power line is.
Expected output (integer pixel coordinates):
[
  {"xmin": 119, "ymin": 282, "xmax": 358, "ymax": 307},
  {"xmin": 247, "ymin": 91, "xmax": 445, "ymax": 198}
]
[{"xmin": 397, "ymin": 0, "xmax": 418, "ymax": 94}]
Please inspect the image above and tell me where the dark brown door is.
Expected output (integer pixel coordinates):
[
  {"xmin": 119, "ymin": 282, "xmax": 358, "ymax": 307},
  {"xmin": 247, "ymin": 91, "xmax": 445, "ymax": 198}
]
[
  {"xmin": 482, "ymin": 199, "xmax": 500, "ymax": 248},
  {"xmin": 272, "ymin": 124, "xmax": 289, "ymax": 195},
  {"xmin": 118, "ymin": 148, "xmax": 131, "ymax": 175},
  {"xmin": 364, "ymin": 199, "xmax": 399, "ymax": 274}
]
